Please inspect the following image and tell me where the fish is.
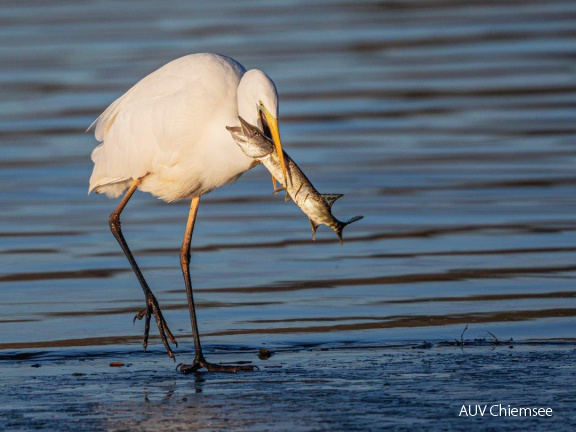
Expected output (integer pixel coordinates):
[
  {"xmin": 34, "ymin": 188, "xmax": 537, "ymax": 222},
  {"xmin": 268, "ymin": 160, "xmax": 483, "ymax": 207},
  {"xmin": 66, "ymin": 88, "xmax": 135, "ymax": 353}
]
[{"xmin": 226, "ymin": 116, "xmax": 363, "ymax": 244}]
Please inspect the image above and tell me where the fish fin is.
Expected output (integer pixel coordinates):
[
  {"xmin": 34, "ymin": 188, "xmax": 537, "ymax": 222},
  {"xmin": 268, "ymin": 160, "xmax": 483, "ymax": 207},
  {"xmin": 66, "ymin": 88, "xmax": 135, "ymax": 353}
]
[
  {"xmin": 336, "ymin": 215, "xmax": 364, "ymax": 245},
  {"xmin": 309, "ymin": 218, "xmax": 319, "ymax": 241},
  {"xmin": 346, "ymin": 215, "xmax": 364, "ymax": 225},
  {"xmin": 321, "ymin": 194, "xmax": 344, "ymax": 208}
]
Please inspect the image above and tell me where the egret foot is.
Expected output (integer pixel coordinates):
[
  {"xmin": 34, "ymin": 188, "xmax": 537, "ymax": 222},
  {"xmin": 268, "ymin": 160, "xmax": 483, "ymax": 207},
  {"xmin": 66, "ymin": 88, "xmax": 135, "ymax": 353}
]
[
  {"xmin": 273, "ymin": 186, "xmax": 286, "ymax": 196},
  {"xmin": 177, "ymin": 357, "xmax": 257, "ymax": 374},
  {"xmin": 133, "ymin": 293, "xmax": 178, "ymax": 360}
]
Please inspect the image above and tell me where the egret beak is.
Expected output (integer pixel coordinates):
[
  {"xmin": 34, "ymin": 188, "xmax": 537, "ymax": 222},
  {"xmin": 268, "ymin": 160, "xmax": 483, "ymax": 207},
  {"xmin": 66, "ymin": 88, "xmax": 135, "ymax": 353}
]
[{"xmin": 259, "ymin": 103, "xmax": 288, "ymax": 185}]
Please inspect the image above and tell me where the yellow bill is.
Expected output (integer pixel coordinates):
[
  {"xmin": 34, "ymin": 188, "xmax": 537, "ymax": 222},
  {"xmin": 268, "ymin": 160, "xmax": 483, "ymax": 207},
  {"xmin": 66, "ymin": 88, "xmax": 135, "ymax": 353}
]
[{"xmin": 261, "ymin": 106, "xmax": 288, "ymax": 186}]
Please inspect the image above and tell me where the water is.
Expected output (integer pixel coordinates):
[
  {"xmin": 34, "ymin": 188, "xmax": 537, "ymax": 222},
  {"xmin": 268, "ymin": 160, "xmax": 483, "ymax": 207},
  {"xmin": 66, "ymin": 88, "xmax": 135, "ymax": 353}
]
[{"xmin": 1, "ymin": 0, "xmax": 576, "ymax": 430}]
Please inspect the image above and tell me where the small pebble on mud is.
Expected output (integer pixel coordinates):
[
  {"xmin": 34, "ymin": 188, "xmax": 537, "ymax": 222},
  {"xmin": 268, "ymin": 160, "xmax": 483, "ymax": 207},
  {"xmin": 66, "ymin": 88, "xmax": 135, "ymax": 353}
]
[{"xmin": 258, "ymin": 348, "xmax": 273, "ymax": 360}]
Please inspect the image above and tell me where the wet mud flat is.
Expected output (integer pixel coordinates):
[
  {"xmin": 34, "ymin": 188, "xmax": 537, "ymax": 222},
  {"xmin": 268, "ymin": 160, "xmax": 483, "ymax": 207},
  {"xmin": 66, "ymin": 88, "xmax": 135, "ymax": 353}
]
[{"xmin": 1, "ymin": 341, "xmax": 575, "ymax": 431}]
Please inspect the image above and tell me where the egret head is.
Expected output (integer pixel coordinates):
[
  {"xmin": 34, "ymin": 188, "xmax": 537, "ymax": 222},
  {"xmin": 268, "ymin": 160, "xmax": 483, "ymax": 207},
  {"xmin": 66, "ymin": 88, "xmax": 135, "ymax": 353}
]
[{"xmin": 237, "ymin": 69, "xmax": 287, "ymax": 183}]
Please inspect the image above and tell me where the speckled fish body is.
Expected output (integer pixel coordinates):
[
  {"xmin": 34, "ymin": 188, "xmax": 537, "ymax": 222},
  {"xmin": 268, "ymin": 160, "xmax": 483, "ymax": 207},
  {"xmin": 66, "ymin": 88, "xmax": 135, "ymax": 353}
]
[{"xmin": 227, "ymin": 117, "xmax": 363, "ymax": 243}]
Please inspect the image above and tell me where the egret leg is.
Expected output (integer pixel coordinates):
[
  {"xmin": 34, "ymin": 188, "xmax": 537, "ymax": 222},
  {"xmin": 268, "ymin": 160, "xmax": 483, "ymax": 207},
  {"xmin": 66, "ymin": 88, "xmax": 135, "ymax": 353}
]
[
  {"xmin": 178, "ymin": 196, "xmax": 256, "ymax": 374},
  {"xmin": 271, "ymin": 175, "xmax": 289, "ymax": 200},
  {"xmin": 109, "ymin": 179, "xmax": 177, "ymax": 359}
]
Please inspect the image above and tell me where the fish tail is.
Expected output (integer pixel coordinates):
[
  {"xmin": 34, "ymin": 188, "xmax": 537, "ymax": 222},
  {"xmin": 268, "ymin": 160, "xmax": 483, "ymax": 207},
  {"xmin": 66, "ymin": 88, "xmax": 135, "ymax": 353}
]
[{"xmin": 335, "ymin": 215, "xmax": 364, "ymax": 245}]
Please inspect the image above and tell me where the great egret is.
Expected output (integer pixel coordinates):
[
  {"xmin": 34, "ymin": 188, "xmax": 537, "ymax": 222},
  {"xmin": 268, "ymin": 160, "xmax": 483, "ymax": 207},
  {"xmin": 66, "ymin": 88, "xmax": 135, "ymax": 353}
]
[{"xmin": 88, "ymin": 53, "xmax": 288, "ymax": 373}]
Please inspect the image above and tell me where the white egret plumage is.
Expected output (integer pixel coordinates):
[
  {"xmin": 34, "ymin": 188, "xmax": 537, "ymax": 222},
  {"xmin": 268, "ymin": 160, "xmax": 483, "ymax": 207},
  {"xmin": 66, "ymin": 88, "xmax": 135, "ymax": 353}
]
[{"xmin": 88, "ymin": 53, "xmax": 287, "ymax": 373}]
